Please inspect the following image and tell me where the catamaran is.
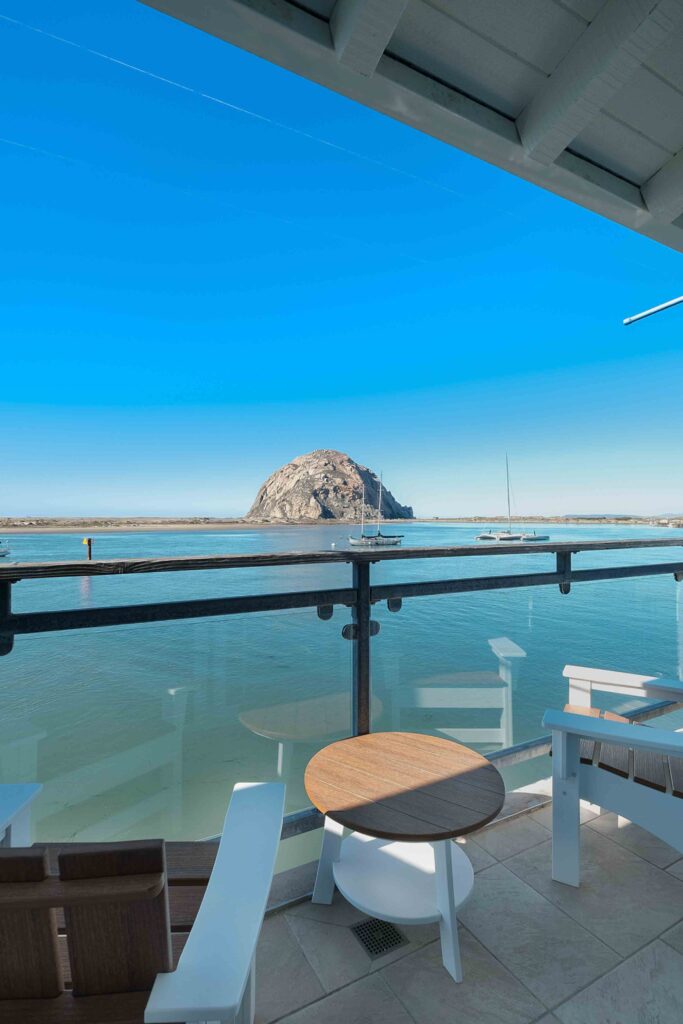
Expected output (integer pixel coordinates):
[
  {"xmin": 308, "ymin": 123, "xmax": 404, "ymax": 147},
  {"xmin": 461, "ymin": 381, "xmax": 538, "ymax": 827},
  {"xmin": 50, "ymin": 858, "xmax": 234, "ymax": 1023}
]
[
  {"xmin": 349, "ymin": 479, "xmax": 403, "ymax": 547},
  {"xmin": 477, "ymin": 456, "xmax": 549, "ymax": 543}
]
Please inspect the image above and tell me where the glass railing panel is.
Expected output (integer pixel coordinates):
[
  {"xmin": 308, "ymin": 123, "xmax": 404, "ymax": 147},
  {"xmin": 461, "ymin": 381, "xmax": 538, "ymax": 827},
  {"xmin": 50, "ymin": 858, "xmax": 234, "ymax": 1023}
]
[
  {"xmin": 372, "ymin": 571, "xmax": 683, "ymax": 792},
  {"xmin": 0, "ymin": 606, "xmax": 350, "ymax": 859}
]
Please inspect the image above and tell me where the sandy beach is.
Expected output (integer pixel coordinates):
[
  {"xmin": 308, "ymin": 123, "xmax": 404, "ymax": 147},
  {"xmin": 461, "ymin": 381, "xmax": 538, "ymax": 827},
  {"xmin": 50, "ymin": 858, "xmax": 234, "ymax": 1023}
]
[{"xmin": 0, "ymin": 515, "xmax": 671, "ymax": 534}]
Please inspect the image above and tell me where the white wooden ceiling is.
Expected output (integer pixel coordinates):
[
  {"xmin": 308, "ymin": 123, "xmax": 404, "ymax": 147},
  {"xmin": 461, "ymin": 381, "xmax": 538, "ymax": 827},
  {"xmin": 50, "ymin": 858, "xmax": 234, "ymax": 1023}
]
[{"xmin": 140, "ymin": 0, "xmax": 683, "ymax": 252}]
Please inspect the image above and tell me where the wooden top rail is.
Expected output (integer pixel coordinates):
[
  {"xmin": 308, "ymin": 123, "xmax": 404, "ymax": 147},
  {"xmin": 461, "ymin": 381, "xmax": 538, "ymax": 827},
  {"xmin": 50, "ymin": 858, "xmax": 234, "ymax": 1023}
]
[{"xmin": 0, "ymin": 538, "xmax": 681, "ymax": 581}]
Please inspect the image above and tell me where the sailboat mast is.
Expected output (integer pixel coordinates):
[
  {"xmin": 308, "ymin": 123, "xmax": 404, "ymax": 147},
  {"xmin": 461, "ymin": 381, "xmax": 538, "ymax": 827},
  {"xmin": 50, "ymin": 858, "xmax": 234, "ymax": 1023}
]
[
  {"xmin": 377, "ymin": 474, "xmax": 383, "ymax": 535},
  {"xmin": 505, "ymin": 454, "xmax": 512, "ymax": 533},
  {"xmin": 361, "ymin": 484, "xmax": 365, "ymax": 536}
]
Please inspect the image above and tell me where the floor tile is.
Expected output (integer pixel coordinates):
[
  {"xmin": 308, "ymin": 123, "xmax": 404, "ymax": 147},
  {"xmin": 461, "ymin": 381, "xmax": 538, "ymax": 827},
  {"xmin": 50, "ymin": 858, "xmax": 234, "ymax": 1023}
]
[
  {"xmin": 458, "ymin": 862, "xmax": 620, "ymax": 1006},
  {"xmin": 473, "ymin": 815, "xmax": 551, "ymax": 860},
  {"xmin": 285, "ymin": 903, "xmax": 437, "ymax": 992},
  {"xmin": 495, "ymin": 787, "xmax": 551, "ymax": 819},
  {"xmin": 661, "ymin": 918, "xmax": 683, "ymax": 955},
  {"xmin": 667, "ymin": 857, "xmax": 683, "ymax": 880},
  {"xmin": 382, "ymin": 927, "xmax": 545, "ymax": 1024},
  {"xmin": 554, "ymin": 940, "xmax": 683, "ymax": 1024},
  {"xmin": 286, "ymin": 911, "xmax": 373, "ymax": 991},
  {"xmin": 285, "ymin": 891, "xmax": 367, "ymax": 928},
  {"xmin": 536, "ymin": 1017, "xmax": 562, "ymax": 1023},
  {"xmin": 586, "ymin": 812, "xmax": 681, "ymax": 868},
  {"xmin": 256, "ymin": 913, "xmax": 324, "ymax": 1024},
  {"xmin": 278, "ymin": 973, "xmax": 414, "ymax": 1024},
  {"xmin": 530, "ymin": 802, "xmax": 599, "ymax": 831},
  {"xmin": 505, "ymin": 828, "xmax": 683, "ymax": 956},
  {"xmin": 454, "ymin": 835, "xmax": 497, "ymax": 871}
]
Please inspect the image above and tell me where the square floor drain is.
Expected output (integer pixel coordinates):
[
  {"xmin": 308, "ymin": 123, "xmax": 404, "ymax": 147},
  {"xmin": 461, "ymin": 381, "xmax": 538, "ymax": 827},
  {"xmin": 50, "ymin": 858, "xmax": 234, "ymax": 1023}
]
[{"xmin": 351, "ymin": 918, "xmax": 408, "ymax": 959}]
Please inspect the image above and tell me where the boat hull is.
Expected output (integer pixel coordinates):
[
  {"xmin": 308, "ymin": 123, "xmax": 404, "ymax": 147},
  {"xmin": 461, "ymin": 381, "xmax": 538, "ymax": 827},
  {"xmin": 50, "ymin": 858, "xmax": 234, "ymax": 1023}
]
[
  {"xmin": 349, "ymin": 535, "xmax": 402, "ymax": 547},
  {"xmin": 476, "ymin": 531, "xmax": 549, "ymax": 543},
  {"xmin": 476, "ymin": 532, "xmax": 523, "ymax": 542}
]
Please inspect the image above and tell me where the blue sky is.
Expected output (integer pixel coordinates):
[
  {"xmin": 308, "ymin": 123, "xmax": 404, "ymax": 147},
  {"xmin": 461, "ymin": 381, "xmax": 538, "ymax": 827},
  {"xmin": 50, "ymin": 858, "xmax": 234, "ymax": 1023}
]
[{"xmin": 1, "ymin": 1, "xmax": 682, "ymax": 517}]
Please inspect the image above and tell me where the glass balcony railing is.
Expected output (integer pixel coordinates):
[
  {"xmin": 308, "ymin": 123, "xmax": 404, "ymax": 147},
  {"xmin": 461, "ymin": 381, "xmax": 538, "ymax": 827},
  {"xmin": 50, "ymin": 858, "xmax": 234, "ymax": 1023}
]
[{"xmin": 1, "ymin": 538, "xmax": 683, "ymax": 867}]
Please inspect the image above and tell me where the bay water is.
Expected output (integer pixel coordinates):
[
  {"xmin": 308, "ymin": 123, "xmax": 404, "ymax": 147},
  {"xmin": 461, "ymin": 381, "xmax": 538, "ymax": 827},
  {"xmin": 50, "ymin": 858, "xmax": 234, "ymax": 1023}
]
[{"xmin": 2, "ymin": 522, "xmax": 682, "ymax": 854}]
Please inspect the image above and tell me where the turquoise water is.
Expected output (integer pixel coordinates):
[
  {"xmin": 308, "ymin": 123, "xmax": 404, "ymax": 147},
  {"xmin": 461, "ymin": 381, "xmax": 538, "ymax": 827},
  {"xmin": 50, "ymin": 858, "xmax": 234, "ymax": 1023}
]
[{"xmin": 1, "ymin": 522, "xmax": 682, "ymax": 846}]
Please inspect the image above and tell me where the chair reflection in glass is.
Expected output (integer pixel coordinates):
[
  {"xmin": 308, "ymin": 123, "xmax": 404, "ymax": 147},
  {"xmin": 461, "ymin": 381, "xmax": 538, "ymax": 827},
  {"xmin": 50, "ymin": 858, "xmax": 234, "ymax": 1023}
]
[{"xmin": 390, "ymin": 637, "xmax": 525, "ymax": 749}]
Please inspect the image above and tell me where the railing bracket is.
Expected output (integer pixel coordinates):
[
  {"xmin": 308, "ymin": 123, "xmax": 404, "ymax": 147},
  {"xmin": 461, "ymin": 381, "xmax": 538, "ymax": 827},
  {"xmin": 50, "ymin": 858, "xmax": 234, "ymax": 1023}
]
[
  {"xmin": 556, "ymin": 552, "xmax": 572, "ymax": 595},
  {"xmin": 343, "ymin": 620, "xmax": 380, "ymax": 641},
  {"xmin": 387, "ymin": 598, "xmax": 402, "ymax": 613},
  {"xmin": 317, "ymin": 604, "xmax": 334, "ymax": 620},
  {"xmin": 675, "ymin": 572, "xmax": 683, "ymax": 583}
]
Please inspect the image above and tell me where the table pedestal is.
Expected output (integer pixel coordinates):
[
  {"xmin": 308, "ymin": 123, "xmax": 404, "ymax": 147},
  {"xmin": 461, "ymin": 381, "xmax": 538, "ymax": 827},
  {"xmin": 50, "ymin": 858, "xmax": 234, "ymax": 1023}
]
[{"xmin": 312, "ymin": 819, "xmax": 474, "ymax": 981}]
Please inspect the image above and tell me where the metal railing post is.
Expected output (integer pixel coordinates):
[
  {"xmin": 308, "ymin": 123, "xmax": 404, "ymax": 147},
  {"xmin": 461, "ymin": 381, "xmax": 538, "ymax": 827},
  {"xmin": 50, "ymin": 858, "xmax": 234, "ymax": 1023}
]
[
  {"xmin": 352, "ymin": 560, "xmax": 371, "ymax": 735},
  {"xmin": 0, "ymin": 581, "xmax": 13, "ymax": 656}
]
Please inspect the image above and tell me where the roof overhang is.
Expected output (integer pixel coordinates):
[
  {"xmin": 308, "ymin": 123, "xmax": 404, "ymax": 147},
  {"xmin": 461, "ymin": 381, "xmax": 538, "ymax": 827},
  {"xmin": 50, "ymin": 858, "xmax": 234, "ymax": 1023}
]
[{"xmin": 140, "ymin": 0, "xmax": 683, "ymax": 253}]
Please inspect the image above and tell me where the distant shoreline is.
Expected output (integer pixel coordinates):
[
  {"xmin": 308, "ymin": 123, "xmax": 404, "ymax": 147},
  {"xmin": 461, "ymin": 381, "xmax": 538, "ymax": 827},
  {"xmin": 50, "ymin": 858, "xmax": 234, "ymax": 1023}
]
[{"xmin": 1, "ymin": 515, "xmax": 679, "ymax": 534}]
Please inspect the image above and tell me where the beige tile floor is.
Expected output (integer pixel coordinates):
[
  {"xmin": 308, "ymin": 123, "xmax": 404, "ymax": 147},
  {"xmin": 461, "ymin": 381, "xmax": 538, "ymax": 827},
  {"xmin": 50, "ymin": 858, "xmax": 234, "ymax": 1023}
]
[{"xmin": 255, "ymin": 808, "xmax": 683, "ymax": 1024}]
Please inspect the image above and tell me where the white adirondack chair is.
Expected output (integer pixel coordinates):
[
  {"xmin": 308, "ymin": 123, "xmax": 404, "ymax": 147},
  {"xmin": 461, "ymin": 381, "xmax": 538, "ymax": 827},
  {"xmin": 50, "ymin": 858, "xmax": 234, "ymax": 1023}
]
[
  {"xmin": 543, "ymin": 665, "xmax": 683, "ymax": 887},
  {"xmin": 145, "ymin": 780, "xmax": 285, "ymax": 1024}
]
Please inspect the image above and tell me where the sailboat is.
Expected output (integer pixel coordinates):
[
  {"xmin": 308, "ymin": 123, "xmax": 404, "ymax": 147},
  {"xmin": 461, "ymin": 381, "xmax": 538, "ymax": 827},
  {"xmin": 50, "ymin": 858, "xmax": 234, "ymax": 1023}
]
[
  {"xmin": 349, "ymin": 478, "xmax": 403, "ymax": 547},
  {"xmin": 0, "ymin": 540, "xmax": 10, "ymax": 558},
  {"xmin": 476, "ymin": 456, "xmax": 549, "ymax": 543}
]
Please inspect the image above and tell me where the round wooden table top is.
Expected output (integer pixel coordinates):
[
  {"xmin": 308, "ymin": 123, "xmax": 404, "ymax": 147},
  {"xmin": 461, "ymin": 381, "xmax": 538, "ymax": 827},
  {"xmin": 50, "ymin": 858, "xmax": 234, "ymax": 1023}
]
[{"xmin": 304, "ymin": 731, "xmax": 505, "ymax": 842}]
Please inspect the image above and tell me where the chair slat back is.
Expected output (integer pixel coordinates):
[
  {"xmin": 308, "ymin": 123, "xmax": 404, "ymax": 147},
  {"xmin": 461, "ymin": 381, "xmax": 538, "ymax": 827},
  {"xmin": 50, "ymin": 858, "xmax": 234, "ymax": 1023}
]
[
  {"xmin": 0, "ymin": 848, "xmax": 63, "ymax": 999},
  {"xmin": 59, "ymin": 840, "xmax": 172, "ymax": 997}
]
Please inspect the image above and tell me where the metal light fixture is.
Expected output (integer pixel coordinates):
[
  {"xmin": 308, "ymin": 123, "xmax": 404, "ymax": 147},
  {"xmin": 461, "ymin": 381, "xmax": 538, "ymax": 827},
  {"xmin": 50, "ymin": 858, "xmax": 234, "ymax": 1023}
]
[{"xmin": 623, "ymin": 294, "xmax": 683, "ymax": 325}]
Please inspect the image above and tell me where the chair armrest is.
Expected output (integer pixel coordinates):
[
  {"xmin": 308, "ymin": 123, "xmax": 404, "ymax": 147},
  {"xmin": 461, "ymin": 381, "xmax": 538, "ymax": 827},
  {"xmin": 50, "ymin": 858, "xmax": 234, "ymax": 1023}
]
[
  {"xmin": 145, "ymin": 782, "xmax": 285, "ymax": 1024},
  {"xmin": 488, "ymin": 637, "xmax": 526, "ymax": 661},
  {"xmin": 563, "ymin": 665, "xmax": 683, "ymax": 702},
  {"xmin": 543, "ymin": 709, "xmax": 683, "ymax": 760}
]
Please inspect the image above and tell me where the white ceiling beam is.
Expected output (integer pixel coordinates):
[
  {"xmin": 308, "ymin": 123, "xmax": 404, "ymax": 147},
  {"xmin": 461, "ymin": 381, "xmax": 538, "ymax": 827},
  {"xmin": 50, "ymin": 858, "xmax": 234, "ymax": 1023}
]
[
  {"xmin": 643, "ymin": 149, "xmax": 683, "ymax": 223},
  {"xmin": 138, "ymin": 0, "xmax": 683, "ymax": 254},
  {"xmin": 517, "ymin": 0, "xmax": 683, "ymax": 166},
  {"xmin": 330, "ymin": 0, "xmax": 409, "ymax": 76}
]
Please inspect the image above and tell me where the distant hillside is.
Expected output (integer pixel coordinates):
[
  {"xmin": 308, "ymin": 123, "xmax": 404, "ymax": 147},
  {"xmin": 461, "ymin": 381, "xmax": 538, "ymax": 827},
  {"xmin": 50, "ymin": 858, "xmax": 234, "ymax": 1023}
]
[{"xmin": 246, "ymin": 449, "xmax": 413, "ymax": 522}]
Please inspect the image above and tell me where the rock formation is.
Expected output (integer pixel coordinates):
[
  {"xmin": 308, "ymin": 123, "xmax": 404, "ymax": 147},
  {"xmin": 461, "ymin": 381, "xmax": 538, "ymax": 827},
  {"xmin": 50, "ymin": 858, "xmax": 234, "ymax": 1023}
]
[{"xmin": 246, "ymin": 450, "xmax": 413, "ymax": 522}]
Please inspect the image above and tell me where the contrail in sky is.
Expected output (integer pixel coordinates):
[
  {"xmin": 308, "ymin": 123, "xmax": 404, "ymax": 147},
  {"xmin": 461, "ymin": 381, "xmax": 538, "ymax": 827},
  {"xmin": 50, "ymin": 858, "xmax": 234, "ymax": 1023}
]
[{"xmin": 0, "ymin": 12, "xmax": 466, "ymax": 200}]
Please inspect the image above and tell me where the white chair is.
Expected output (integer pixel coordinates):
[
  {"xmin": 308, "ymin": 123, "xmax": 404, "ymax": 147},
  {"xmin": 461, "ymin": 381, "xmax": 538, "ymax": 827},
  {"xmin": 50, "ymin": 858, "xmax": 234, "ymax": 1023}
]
[
  {"xmin": 146, "ymin": 780, "xmax": 285, "ymax": 1024},
  {"xmin": 543, "ymin": 665, "xmax": 683, "ymax": 887}
]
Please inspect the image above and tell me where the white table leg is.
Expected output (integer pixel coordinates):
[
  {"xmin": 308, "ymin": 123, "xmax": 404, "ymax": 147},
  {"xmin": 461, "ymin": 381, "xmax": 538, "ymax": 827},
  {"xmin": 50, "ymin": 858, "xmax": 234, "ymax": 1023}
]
[
  {"xmin": 312, "ymin": 816, "xmax": 344, "ymax": 904},
  {"xmin": 433, "ymin": 840, "xmax": 463, "ymax": 982},
  {"xmin": 276, "ymin": 741, "xmax": 292, "ymax": 780}
]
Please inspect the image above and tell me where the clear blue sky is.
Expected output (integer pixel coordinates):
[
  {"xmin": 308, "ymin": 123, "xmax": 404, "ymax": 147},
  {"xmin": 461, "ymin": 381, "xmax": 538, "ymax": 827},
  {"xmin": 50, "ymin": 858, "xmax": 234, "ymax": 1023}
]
[{"xmin": 1, "ymin": 1, "xmax": 682, "ymax": 517}]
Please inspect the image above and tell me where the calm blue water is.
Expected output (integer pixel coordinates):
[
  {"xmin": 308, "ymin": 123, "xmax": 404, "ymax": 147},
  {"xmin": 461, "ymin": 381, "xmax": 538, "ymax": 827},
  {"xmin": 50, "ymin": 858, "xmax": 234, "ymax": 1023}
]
[{"xmin": 1, "ymin": 522, "xmax": 682, "ymax": 847}]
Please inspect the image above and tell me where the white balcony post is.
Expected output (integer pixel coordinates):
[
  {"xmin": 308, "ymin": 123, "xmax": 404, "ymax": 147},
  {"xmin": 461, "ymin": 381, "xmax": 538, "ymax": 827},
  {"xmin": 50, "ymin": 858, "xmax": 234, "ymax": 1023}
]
[{"xmin": 567, "ymin": 674, "xmax": 592, "ymax": 708}]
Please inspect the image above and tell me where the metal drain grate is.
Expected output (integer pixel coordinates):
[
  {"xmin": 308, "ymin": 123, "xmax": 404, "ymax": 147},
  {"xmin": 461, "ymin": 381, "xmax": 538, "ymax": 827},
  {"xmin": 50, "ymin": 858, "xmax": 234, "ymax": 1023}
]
[{"xmin": 351, "ymin": 918, "xmax": 408, "ymax": 959}]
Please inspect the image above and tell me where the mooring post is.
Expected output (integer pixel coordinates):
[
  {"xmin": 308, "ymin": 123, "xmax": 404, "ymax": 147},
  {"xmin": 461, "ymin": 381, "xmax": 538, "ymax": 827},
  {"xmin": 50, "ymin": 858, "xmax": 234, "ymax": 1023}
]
[
  {"xmin": 0, "ymin": 581, "xmax": 14, "ymax": 656},
  {"xmin": 352, "ymin": 560, "xmax": 371, "ymax": 735}
]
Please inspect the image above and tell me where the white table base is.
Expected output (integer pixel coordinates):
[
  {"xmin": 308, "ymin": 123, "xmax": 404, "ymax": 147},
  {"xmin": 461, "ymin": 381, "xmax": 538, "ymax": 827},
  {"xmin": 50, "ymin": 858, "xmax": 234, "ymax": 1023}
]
[{"xmin": 312, "ymin": 817, "xmax": 474, "ymax": 981}]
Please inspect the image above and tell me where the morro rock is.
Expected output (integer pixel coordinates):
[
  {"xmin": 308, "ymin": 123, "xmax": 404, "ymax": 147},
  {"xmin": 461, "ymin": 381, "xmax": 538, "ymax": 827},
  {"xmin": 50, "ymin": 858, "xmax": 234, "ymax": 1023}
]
[{"xmin": 246, "ymin": 450, "xmax": 413, "ymax": 522}]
